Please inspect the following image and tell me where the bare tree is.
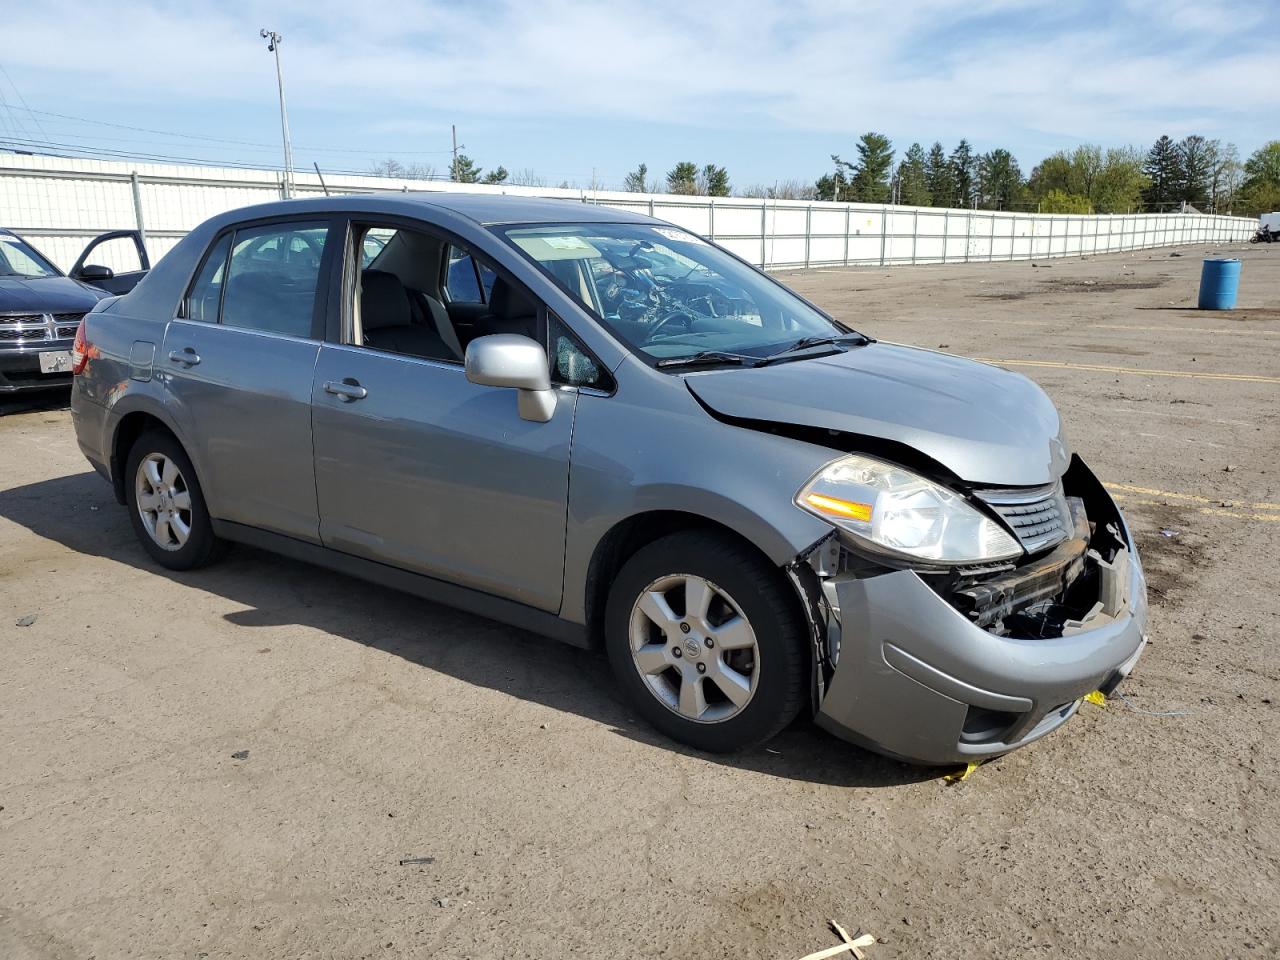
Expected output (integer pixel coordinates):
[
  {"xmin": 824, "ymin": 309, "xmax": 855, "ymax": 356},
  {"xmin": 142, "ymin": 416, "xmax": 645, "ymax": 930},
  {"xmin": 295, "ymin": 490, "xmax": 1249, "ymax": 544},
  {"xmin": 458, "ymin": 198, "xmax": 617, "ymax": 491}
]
[
  {"xmin": 738, "ymin": 180, "xmax": 816, "ymax": 200},
  {"xmin": 509, "ymin": 168, "xmax": 547, "ymax": 187}
]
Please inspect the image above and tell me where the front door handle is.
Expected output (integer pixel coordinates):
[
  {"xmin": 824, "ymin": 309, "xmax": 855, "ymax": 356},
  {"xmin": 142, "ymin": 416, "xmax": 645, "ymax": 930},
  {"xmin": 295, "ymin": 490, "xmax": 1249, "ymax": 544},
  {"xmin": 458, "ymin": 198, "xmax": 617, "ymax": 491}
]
[
  {"xmin": 168, "ymin": 348, "xmax": 201, "ymax": 366},
  {"xmin": 323, "ymin": 378, "xmax": 368, "ymax": 402}
]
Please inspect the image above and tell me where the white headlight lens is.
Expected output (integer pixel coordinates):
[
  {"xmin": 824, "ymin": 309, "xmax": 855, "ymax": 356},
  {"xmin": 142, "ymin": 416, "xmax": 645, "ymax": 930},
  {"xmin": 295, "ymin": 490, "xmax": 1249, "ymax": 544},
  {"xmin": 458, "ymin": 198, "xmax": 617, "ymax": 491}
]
[{"xmin": 796, "ymin": 454, "xmax": 1023, "ymax": 564}]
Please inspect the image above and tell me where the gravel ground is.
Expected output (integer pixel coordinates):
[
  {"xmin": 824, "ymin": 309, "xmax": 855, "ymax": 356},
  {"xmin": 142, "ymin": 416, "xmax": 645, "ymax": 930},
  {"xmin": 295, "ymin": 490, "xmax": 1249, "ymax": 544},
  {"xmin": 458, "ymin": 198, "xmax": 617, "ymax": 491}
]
[{"xmin": 1, "ymin": 242, "xmax": 1277, "ymax": 959}]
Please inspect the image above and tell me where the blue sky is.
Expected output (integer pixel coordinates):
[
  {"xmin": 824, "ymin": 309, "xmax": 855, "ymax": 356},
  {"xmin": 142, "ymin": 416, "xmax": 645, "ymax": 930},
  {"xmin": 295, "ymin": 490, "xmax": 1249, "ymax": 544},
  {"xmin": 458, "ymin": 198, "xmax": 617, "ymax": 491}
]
[{"xmin": 1, "ymin": 0, "xmax": 1276, "ymax": 190}]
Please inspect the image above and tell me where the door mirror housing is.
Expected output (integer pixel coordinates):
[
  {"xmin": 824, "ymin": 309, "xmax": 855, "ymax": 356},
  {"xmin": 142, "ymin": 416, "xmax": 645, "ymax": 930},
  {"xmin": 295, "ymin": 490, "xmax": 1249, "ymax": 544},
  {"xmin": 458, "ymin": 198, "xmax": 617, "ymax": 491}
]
[
  {"xmin": 77, "ymin": 264, "xmax": 114, "ymax": 282},
  {"xmin": 464, "ymin": 334, "xmax": 556, "ymax": 422}
]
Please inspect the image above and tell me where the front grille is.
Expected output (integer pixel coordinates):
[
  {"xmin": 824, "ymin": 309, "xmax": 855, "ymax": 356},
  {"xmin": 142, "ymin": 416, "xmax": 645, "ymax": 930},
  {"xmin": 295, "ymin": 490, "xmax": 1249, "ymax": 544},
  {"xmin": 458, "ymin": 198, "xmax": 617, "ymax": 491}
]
[
  {"xmin": 976, "ymin": 483, "xmax": 1071, "ymax": 554},
  {"xmin": 0, "ymin": 313, "xmax": 52, "ymax": 345},
  {"xmin": 53, "ymin": 312, "xmax": 84, "ymax": 338},
  {"xmin": 0, "ymin": 312, "xmax": 81, "ymax": 345}
]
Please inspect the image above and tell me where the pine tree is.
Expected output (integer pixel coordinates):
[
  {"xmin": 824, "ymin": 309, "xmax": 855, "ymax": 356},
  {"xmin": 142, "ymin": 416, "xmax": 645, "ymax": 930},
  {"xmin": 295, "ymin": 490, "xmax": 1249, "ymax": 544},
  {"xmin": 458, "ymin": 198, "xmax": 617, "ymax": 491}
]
[
  {"xmin": 925, "ymin": 141, "xmax": 955, "ymax": 207},
  {"xmin": 451, "ymin": 153, "xmax": 482, "ymax": 183},
  {"xmin": 896, "ymin": 143, "xmax": 931, "ymax": 206},
  {"xmin": 700, "ymin": 164, "xmax": 731, "ymax": 197},
  {"xmin": 978, "ymin": 149, "xmax": 1023, "ymax": 210},
  {"xmin": 948, "ymin": 139, "xmax": 976, "ymax": 208},
  {"xmin": 482, "ymin": 166, "xmax": 509, "ymax": 185},
  {"xmin": 1142, "ymin": 136, "xmax": 1180, "ymax": 209},
  {"xmin": 623, "ymin": 163, "xmax": 649, "ymax": 193},
  {"xmin": 847, "ymin": 132, "xmax": 894, "ymax": 203},
  {"xmin": 666, "ymin": 162, "xmax": 699, "ymax": 195}
]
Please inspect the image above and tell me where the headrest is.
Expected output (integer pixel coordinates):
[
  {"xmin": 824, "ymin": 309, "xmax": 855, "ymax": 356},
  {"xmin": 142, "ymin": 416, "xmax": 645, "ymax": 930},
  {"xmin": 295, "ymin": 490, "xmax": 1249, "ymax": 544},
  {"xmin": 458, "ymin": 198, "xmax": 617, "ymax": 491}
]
[
  {"xmin": 488, "ymin": 277, "xmax": 537, "ymax": 320},
  {"xmin": 361, "ymin": 270, "xmax": 410, "ymax": 330}
]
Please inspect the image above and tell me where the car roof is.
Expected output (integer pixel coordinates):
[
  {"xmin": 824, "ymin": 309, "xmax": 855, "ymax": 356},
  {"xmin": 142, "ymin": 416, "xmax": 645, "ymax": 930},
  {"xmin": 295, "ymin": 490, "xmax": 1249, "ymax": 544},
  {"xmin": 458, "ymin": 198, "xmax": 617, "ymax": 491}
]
[{"xmin": 201, "ymin": 192, "xmax": 655, "ymax": 229}]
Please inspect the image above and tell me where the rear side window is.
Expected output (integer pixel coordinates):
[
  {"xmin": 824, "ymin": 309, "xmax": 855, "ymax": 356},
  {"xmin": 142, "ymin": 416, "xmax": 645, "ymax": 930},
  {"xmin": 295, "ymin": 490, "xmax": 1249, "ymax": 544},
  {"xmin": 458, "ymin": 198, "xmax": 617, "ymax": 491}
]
[
  {"xmin": 219, "ymin": 223, "xmax": 328, "ymax": 338},
  {"xmin": 185, "ymin": 233, "xmax": 232, "ymax": 321},
  {"xmin": 444, "ymin": 246, "xmax": 496, "ymax": 304}
]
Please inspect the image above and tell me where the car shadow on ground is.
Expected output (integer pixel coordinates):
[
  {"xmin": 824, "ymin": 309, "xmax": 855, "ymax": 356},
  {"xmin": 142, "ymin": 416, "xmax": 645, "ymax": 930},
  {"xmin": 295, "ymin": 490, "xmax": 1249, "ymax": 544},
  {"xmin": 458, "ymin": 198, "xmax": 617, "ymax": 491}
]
[
  {"xmin": 0, "ymin": 389, "xmax": 71, "ymax": 417},
  {"xmin": 0, "ymin": 470, "xmax": 938, "ymax": 789}
]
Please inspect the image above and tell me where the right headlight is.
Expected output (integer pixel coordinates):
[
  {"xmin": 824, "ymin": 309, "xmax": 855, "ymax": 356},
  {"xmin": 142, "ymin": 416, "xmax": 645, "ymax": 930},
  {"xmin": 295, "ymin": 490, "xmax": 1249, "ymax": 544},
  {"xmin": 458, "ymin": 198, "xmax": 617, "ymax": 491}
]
[{"xmin": 796, "ymin": 453, "xmax": 1023, "ymax": 565}]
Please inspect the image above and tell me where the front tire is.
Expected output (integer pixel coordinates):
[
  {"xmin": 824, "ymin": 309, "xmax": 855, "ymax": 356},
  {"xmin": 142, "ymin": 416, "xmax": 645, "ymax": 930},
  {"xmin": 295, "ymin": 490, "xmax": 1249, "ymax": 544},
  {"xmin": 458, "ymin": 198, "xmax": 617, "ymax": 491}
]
[
  {"xmin": 125, "ymin": 430, "xmax": 226, "ymax": 571},
  {"xmin": 605, "ymin": 530, "xmax": 808, "ymax": 753}
]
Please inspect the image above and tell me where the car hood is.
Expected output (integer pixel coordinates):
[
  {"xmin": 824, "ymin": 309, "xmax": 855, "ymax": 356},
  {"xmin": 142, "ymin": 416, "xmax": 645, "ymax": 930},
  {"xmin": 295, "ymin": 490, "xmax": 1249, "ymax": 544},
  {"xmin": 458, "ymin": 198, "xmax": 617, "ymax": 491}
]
[
  {"xmin": 684, "ymin": 341, "xmax": 1069, "ymax": 487},
  {"xmin": 0, "ymin": 275, "xmax": 107, "ymax": 314}
]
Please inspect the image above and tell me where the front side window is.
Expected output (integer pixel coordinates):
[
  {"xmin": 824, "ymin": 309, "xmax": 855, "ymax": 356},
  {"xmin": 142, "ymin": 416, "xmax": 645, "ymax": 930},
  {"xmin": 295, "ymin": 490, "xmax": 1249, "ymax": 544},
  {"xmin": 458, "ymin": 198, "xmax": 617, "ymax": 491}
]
[
  {"xmin": 220, "ymin": 222, "xmax": 328, "ymax": 337},
  {"xmin": 0, "ymin": 233, "xmax": 60, "ymax": 279},
  {"xmin": 498, "ymin": 222, "xmax": 850, "ymax": 364}
]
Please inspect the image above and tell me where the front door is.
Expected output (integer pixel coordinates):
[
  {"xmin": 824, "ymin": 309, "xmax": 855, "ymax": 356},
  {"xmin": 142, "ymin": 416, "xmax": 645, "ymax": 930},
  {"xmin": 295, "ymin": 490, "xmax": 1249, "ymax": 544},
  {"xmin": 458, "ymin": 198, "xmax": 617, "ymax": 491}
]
[
  {"xmin": 162, "ymin": 219, "xmax": 335, "ymax": 542},
  {"xmin": 310, "ymin": 219, "xmax": 575, "ymax": 613}
]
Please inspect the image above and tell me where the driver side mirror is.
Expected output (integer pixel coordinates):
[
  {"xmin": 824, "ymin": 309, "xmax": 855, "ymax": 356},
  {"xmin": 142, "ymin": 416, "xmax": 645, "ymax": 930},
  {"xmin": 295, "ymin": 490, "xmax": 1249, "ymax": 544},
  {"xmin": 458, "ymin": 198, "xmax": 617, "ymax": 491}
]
[
  {"xmin": 77, "ymin": 264, "xmax": 114, "ymax": 282},
  {"xmin": 464, "ymin": 334, "xmax": 556, "ymax": 422}
]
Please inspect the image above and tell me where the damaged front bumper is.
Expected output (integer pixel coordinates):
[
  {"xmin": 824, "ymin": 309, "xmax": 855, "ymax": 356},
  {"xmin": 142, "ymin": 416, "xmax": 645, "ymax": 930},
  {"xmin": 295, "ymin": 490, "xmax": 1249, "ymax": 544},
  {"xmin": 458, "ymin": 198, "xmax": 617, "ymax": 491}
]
[{"xmin": 800, "ymin": 458, "xmax": 1148, "ymax": 766}]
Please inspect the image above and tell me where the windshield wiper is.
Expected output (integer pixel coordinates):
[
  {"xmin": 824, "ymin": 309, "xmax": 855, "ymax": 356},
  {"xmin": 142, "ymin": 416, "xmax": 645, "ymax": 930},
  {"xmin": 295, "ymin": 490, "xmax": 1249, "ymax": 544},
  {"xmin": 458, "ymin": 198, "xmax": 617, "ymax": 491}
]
[
  {"xmin": 758, "ymin": 332, "xmax": 874, "ymax": 365},
  {"xmin": 656, "ymin": 350, "xmax": 760, "ymax": 369}
]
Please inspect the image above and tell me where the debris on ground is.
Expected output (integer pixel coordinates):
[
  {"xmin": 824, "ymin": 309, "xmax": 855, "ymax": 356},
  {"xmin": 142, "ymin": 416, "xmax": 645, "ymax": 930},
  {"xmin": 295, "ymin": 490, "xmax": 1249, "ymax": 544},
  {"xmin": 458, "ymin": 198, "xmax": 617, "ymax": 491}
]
[
  {"xmin": 14, "ymin": 614, "xmax": 36, "ymax": 627},
  {"xmin": 230, "ymin": 750, "xmax": 249, "ymax": 760},
  {"xmin": 399, "ymin": 856, "xmax": 435, "ymax": 866},
  {"xmin": 794, "ymin": 920, "xmax": 878, "ymax": 960},
  {"xmin": 1220, "ymin": 500, "xmax": 1235, "ymax": 508},
  {"xmin": 1083, "ymin": 690, "xmax": 1107, "ymax": 707},
  {"xmin": 1159, "ymin": 528, "xmax": 1179, "ymax": 538},
  {"xmin": 1224, "ymin": 464, "xmax": 1238, "ymax": 472},
  {"xmin": 942, "ymin": 761, "xmax": 983, "ymax": 785},
  {"xmin": 432, "ymin": 896, "xmax": 450, "ymax": 907}
]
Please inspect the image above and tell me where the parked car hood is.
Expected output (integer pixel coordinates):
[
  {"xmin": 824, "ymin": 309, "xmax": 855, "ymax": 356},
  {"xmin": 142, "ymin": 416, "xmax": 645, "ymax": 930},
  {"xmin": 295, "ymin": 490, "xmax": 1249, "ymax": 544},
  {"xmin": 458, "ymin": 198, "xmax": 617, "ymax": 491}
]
[
  {"xmin": 0, "ymin": 275, "xmax": 107, "ymax": 314},
  {"xmin": 684, "ymin": 341, "xmax": 1069, "ymax": 487}
]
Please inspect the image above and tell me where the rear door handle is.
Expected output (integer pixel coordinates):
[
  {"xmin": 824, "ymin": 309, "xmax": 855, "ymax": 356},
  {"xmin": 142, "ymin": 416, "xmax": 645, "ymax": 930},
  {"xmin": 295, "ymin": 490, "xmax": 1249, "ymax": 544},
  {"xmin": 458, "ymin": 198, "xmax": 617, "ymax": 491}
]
[
  {"xmin": 168, "ymin": 348, "xmax": 201, "ymax": 366},
  {"xmin": 323, "ymin": 379, "xmax": 368, "ymax": 402}
]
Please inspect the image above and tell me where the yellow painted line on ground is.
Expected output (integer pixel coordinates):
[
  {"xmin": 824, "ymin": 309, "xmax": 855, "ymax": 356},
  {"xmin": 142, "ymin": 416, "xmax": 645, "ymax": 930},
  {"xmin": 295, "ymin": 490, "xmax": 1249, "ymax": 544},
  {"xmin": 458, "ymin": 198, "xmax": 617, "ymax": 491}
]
[
  {"xmin": 975, "ymin": 357, "xmax": 1280, "ymax": 383},
  {"xmin": 965, "ymin": 317, "xmax": 1280, "ymax": 337},
  {"xmin": 1105, "ymin": 482, "xmax": 1280, "ymax": 512},
  {"xmin": 1109, "ymin": 493, "xmax": 1280, "ymax": 524}
]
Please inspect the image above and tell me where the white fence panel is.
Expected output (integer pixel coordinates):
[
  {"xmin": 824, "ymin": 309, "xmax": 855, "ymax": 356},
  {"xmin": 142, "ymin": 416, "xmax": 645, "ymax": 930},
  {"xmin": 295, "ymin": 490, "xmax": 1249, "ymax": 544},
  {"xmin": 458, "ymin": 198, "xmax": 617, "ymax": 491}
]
[{"xmin": 0, "ymin": 154, "xmax": 1256, "ymax": 275}]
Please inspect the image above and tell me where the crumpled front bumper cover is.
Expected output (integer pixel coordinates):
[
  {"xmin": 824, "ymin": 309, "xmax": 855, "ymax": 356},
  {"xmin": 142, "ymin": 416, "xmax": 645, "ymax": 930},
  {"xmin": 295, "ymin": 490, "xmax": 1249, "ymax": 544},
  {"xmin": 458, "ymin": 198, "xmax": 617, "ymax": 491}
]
[{"xmin": 814, "ymin": 545, "xmax": 1147, "ymax": 766}]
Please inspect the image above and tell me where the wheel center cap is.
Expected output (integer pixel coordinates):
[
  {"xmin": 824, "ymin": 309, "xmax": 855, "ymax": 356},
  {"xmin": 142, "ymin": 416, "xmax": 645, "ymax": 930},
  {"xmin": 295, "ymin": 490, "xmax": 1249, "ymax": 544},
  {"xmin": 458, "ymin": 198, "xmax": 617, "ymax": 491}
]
[{"xmin": 683, "ymin": 638, "xmax": 702, "ymax": 660}]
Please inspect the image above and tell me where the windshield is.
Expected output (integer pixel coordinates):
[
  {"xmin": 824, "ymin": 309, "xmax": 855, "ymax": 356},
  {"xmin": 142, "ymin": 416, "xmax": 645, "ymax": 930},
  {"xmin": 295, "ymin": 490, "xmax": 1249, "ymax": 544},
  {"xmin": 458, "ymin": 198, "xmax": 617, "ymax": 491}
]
[
  {"xmin": 498, "ymin": 222, "xmax": 852, "ymax": 363},
  {"xmin": 0, "ymin": 233, "xmax": 62, "ymax": 279}
]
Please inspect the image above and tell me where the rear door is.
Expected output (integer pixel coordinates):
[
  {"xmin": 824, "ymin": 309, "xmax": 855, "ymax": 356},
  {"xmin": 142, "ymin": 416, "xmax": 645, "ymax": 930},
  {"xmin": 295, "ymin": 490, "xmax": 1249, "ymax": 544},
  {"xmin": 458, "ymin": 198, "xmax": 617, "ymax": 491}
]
[
  {"xmin": 162, "ymin": 218, "xmax": 336, "ymax": 542},
  {"xmin": 71, "ymin": 230, "xmax": 151, "ymax": 294}
]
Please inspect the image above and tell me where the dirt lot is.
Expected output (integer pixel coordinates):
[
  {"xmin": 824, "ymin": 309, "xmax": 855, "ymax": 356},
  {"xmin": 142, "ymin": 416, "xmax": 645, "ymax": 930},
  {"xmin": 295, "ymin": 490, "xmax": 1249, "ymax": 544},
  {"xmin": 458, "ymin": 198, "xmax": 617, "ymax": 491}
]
[{"xmin": 2, "ymin": 243, "xmax": 1278, "ymax": 959}]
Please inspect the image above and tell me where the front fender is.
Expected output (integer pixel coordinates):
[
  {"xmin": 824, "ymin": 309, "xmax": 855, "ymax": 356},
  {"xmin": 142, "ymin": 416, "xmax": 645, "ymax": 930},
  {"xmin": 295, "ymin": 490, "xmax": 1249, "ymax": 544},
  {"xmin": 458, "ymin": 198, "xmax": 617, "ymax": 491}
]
[{"xmin": 560, "ymin": 389, "xmax": 836, "ymax": 625}]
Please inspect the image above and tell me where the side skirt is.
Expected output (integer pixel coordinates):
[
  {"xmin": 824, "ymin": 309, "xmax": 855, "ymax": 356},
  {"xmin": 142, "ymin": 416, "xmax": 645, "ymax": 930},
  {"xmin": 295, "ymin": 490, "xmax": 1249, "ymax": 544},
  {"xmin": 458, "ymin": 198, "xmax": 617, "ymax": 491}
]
[{"xmin": 211, "ymin": 519, "xmax": 591, "ymax": 649}]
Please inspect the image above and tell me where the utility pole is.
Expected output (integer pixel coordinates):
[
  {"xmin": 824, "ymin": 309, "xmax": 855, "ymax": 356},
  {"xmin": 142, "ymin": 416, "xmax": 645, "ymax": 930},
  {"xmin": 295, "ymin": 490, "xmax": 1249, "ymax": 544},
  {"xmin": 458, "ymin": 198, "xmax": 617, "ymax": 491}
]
[
  {"xmin": 260, "ymin": 29, "xmax": 294, "ymax": 198},
  {"xmin": 451, "ymin": 124, "xmax": 459, "ymax": 181}
]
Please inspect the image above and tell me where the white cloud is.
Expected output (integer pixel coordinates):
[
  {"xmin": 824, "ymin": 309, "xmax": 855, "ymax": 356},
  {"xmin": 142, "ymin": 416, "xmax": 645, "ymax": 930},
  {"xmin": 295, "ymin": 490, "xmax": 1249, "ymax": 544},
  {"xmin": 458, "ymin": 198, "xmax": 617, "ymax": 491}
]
[{"xmin": 2, "ymin": 0, "xmax": 1275, "ymax": 161}]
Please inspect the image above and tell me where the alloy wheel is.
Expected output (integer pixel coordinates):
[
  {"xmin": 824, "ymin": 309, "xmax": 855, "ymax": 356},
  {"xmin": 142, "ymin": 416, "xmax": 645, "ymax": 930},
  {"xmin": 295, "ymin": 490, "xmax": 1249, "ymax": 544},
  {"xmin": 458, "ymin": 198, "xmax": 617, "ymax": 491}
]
[
  {"xmin": 135, "ymin": 452, "xmax": 193, "ymax": 552},
  {"xmin": 627, "ymin": 573, "xmax": 760, "ymax": 723}
]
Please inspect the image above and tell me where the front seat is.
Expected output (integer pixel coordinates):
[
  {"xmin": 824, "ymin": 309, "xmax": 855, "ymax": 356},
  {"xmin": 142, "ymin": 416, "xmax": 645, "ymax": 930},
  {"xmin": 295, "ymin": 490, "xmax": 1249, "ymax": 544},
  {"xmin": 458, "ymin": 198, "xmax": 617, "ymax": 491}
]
[
  {"xmin": 360, "ymin": 270, "xmax": 450, "ymax": 360},
  {"xmin": 475, "ymin": 277, "xmax": 539, "ymax": 340}
]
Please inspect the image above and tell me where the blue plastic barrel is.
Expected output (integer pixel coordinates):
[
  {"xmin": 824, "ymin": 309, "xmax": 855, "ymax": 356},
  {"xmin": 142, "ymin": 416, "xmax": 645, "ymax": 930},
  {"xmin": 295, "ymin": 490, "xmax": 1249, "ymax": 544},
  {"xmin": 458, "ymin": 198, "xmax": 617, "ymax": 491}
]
[{"xmin": 1198, "ymin": 258, "xmax": 1240, "ymax": 310}]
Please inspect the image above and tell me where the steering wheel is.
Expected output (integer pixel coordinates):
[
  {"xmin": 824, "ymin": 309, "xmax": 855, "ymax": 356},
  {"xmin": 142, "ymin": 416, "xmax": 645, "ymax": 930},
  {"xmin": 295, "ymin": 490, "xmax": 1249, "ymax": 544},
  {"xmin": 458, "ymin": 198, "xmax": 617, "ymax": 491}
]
[{"xmin": 648, "ymin": 310, "xmax": 694, "ymax": 340}]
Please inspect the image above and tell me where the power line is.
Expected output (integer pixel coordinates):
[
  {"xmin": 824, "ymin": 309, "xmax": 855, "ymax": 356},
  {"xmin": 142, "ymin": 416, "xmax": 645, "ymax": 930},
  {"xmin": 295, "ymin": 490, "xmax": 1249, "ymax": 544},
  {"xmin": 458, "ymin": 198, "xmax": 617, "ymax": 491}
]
[
  {"xmin": 15, "ymin": 106, "xmax": 453, "ymax": 155},
  {"xmin": 0, "ymin": 63, "xmax": 49, "ymax": 140}
]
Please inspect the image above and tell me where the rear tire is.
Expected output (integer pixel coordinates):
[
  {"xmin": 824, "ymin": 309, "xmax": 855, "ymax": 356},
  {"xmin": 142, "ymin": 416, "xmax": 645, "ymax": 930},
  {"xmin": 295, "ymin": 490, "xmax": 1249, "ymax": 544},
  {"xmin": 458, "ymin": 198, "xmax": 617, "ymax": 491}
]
[
  {"xmin": 125, "ymin": 429, "xmax": 226, "ymax": 571},
  {"xmin": 605, "ymin": 530, "xmax": 808, "ymax": 753}
]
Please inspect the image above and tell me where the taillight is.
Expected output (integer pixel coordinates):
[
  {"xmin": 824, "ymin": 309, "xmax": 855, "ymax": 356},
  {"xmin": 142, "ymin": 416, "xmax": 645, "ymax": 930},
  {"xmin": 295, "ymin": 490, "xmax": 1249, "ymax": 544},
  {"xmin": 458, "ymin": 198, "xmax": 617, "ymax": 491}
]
[{"xmin": 71, "ymin": 319, "xmax": 90, "ymax": 375}]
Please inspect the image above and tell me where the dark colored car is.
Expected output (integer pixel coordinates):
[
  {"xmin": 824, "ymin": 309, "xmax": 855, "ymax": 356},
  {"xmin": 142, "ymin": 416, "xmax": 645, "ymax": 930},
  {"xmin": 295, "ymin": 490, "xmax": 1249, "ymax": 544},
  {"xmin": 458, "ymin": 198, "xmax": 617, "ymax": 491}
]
[{"xmin": 0, "ymin": 229, "xmax": 149, "ymax": 393}]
